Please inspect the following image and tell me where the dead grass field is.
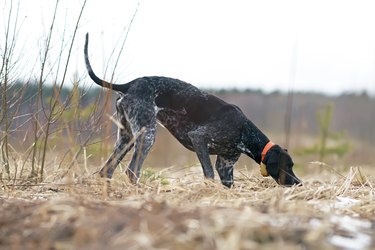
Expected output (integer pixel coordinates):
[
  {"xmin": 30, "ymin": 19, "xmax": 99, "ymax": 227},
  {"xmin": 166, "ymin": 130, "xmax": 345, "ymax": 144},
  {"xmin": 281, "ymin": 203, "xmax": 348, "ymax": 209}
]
[{"xmin": 1, "ymin": 163, "xmax": 374, "ymax": 250}]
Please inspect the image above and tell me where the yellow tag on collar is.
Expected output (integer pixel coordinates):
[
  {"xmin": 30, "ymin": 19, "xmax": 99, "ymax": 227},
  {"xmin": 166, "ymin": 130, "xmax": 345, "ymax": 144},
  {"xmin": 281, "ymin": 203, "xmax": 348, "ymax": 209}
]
[{"xmin": 260, "ymin": 163, "xmax": 269, "ymax": 177}]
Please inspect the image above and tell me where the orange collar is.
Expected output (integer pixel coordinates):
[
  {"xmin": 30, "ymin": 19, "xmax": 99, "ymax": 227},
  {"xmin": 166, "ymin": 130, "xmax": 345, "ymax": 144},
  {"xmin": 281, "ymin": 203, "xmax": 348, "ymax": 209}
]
[{"xmin": 261, "ymin": 141, "xmax": 275, "ymax": 162}]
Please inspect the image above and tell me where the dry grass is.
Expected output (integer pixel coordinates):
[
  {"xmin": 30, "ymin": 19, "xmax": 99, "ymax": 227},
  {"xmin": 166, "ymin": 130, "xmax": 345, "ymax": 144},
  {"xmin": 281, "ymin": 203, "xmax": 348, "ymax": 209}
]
[{"xmin": 1, "ymin": 163, "xmax": 374, "ymax": 250}]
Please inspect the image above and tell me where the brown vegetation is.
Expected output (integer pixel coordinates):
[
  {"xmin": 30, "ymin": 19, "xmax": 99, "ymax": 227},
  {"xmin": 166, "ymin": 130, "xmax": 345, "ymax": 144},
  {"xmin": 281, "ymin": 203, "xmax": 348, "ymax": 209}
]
[{"xmin": 1, "ymin": 162, "xmax": 374, "ymax": 249}]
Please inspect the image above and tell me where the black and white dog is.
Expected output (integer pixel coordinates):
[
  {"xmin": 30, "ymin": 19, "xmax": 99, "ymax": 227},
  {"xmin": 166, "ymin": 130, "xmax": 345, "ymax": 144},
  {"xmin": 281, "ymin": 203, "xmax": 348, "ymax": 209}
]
[{"xmin": 84, "ymin": 34, "xmax": 301, "ymax": 187}]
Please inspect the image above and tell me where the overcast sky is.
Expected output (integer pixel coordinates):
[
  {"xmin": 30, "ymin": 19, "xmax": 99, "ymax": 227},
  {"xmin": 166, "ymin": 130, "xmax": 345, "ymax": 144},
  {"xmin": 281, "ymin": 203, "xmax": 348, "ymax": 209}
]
[{"xmin": 2, "ymin": 0, "xmax": 375, "ymax": 94}]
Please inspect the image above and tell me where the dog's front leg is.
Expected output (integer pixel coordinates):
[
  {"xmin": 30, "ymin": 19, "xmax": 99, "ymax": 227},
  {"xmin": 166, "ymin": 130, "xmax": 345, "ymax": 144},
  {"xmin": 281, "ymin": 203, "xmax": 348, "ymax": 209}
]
[
  {"xmin": 215, "ymin": 154, "xmax": 240, "ymax": 188},
  {"xmin": 188, "ymin": 130, "xmax": 214, "ymax": 179}
]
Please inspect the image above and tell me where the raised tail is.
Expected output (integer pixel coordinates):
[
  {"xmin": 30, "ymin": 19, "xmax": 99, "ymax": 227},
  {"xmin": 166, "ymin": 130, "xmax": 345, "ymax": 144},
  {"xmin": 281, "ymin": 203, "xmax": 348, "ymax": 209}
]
[{"xmin": 84, "ymin": 33, "xmax": 130, "ymax": 92}]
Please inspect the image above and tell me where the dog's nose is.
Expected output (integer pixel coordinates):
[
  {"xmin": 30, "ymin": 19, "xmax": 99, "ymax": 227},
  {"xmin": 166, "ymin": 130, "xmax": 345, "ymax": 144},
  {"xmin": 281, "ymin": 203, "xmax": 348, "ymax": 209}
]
[
  {"xmin": 282, "ymin": 175, "xmax": 302, "ymax": 187},
  {"xmin": 293, "ymin": 178, "xmax": 302, "ymax": 186},
  {"xmin": 289, "ymin": 176, "xmax": 302, "ymax": 186}
]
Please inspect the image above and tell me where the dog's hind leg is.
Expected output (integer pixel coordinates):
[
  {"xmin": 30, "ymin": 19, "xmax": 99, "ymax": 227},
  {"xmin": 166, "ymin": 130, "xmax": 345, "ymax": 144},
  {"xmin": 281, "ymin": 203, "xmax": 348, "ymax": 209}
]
[
  {"xmin": 188, "ymin": 130, "xmax": 215, "ymax": 179},
  {"xmin": 99, "ymin": 121, "xmax": 134, "ymax": 179},
  {"xmin": 123, "ymin": 99, "xmax": 157, "ymax": 183},
  {"xmin": 126, "ymin": 122, "xmax": 156, "ymax": 183},
  {"xmin": 215, "ymin": 154, "xmax": 240, "ymax": 188}
]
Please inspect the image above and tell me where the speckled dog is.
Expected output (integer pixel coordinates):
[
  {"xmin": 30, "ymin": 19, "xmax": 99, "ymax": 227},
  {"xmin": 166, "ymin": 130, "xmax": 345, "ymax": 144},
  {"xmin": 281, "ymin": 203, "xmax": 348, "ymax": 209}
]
[{"xmin": 84, "ymin": 34, "xmax": 301, "ymax": 187}]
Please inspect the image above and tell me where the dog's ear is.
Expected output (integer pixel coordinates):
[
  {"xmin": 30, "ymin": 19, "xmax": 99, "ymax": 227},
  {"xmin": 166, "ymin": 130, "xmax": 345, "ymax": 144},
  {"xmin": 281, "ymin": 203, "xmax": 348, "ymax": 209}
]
[
  {"xmin": 264, "ymin": 147, "xmax": 281, "ymax": 178},
  {"xmin": 266, "ymin": 161, "xmax": 279, "ymax": 178}
]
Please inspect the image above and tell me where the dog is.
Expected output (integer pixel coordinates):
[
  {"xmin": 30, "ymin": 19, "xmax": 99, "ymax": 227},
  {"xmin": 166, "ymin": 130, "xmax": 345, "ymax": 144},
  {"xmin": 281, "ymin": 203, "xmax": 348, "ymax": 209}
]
[{"xmin": 84, "ymin": 33, "xmax": 301, "ymax": 187}]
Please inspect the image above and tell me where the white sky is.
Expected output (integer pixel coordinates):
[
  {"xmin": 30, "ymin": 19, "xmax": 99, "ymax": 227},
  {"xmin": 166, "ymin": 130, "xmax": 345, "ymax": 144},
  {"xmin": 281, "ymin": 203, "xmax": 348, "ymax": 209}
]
[{"xmin": 2, "ymin": 0, "xmax": 375, "ymax": 94}]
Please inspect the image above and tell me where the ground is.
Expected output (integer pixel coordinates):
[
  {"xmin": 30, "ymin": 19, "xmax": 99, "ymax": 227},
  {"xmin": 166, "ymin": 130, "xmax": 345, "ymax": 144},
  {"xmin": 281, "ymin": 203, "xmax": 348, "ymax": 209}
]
[{"xmin": 1, "ymin": 164, "xmax": 374, "ymax": 250}]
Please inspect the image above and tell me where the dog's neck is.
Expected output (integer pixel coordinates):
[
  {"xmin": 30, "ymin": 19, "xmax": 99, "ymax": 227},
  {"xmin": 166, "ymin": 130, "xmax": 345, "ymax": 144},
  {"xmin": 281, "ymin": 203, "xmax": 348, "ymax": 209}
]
[{"xmin": 241, "ymin": 120, "xmax": 270, "ymax": 164}]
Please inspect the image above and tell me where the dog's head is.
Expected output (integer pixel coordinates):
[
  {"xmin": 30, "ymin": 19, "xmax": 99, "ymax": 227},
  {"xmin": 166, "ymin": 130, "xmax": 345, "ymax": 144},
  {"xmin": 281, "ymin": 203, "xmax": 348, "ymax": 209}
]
[{"xmin": 263, "ymin": 145, "xmax": 301, "ymax": 186}]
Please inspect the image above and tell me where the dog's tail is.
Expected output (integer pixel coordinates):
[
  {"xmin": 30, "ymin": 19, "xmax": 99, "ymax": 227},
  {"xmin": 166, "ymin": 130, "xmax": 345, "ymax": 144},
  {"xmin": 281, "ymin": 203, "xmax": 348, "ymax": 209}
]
[{"xmin": 84, "ymin": 33, "xmax": 130, "ymax": 92}]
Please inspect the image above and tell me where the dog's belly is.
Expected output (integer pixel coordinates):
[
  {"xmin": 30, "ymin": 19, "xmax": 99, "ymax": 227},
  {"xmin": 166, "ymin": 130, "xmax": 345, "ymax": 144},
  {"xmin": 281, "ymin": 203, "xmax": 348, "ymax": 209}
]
[
  {"xmin": 159, "ymin": 121, "xmax": 241, "ymax": 156},
  {"xmin": 157, "ymin": 109, "xmax": 196, "ymax": 151},
  {"xmin": 207, "ymin": 143, "xmax": 239, "ymax": 155},
  {"xmin": 159, "ymin": 125, "xmax": 196, "ymax": 151},
  {"xmin": 157, "ymin": 108, "xmax": 243, "ymax": 156}
]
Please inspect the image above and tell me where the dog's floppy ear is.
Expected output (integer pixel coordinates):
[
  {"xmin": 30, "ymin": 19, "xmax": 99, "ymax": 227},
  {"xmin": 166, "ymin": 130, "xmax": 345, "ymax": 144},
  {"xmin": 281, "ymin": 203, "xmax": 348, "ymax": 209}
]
[
  {"xmin": 263, "ymin": 147, "xmax": 281, "ymax": 178},
  {"xmin": 265, "ymin": 161, "xmax": 279, "ymax": 178}
]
